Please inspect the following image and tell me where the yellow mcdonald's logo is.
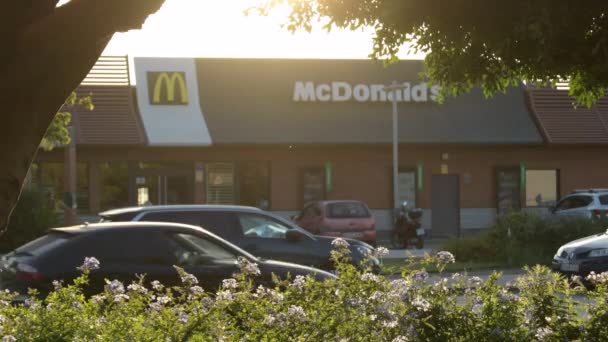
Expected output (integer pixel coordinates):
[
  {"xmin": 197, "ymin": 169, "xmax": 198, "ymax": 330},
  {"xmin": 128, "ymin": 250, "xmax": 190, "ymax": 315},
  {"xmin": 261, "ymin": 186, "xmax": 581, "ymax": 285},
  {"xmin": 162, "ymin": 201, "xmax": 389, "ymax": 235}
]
[{"xmin": 150, "ymin": 72, "xmax": 188, "ymax": 105}]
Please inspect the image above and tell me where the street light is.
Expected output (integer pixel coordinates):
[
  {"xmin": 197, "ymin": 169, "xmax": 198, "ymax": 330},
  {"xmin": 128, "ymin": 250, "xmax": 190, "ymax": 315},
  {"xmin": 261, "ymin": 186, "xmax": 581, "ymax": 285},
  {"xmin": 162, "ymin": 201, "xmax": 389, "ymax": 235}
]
[{"xmin": 384, "ymin": 81, "xmax": 406, "ymax": 215}]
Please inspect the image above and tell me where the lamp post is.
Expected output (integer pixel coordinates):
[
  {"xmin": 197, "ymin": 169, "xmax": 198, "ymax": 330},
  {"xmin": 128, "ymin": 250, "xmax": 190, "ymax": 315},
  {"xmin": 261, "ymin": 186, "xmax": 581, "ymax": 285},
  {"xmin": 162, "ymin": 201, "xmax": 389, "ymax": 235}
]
[{"xmin": 384, "ymin": 81, "xmax": 405, "ymax": 215}]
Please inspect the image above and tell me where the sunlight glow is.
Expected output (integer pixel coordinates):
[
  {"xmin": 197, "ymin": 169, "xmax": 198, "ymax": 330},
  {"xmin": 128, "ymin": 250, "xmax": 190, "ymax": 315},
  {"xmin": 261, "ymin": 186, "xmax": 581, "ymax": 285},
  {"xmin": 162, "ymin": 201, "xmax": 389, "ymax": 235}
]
[{"xmin": 98, "ymin": 0, "xmax": 423, "ymax": 59}]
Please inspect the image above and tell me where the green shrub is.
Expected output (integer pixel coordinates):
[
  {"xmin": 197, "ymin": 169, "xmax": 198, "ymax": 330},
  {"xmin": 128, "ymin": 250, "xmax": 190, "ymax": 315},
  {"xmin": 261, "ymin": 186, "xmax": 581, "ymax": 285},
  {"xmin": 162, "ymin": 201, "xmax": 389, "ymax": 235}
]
[
  {"xmin": 1, "ymin": 244, "xmax": 608, "ymax": 341},
  {"xmin": 442, "ymin": 211, "xmax": 608, "ymax": 266},
  {"xmin": 0, "ymin": 189, "xmax": 59, "ymax": 253}
]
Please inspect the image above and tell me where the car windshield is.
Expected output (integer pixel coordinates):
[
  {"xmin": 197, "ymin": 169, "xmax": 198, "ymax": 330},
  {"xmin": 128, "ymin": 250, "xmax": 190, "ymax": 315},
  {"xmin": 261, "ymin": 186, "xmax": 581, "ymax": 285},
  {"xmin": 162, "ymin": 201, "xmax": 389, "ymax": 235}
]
[{"xmin": 327, "ymin": 202, "xmax": 370, "ymax": 218}]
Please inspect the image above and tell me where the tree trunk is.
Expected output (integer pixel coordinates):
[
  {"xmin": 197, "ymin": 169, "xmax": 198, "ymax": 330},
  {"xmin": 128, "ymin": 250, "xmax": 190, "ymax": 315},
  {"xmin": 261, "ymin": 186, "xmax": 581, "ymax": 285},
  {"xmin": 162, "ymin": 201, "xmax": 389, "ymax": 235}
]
[{"xmin": 0, "ymin": 0, "xmax": 164, "ymax": 231}]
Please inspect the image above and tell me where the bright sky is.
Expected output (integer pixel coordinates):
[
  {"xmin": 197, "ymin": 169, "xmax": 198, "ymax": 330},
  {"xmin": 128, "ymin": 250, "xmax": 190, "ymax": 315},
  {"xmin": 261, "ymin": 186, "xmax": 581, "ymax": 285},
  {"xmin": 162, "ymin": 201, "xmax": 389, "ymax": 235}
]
[{"xmin": 98, "ymin": 0, "xmax": 422, "ymax": 59}]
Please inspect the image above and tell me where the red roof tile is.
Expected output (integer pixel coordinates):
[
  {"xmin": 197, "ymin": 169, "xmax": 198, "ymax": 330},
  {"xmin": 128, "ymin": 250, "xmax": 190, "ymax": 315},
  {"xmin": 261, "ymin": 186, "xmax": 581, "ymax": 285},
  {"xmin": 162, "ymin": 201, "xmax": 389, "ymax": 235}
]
[{"xmin": 527, "ymin": 88, "xmax": 608, "ymax": 144}]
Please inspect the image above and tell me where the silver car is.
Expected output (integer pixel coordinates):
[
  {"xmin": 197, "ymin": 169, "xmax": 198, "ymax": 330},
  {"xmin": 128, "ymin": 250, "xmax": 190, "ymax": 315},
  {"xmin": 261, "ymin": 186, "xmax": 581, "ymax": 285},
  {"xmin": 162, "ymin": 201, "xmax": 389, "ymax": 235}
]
[{"xmin": 550, "ymin": 189, "xmax": 608, "ymax": 220}]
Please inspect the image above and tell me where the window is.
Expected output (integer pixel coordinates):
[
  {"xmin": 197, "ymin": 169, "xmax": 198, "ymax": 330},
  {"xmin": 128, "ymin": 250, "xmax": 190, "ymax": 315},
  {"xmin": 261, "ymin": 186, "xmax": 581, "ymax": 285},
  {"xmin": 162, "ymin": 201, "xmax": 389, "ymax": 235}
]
[
  {"xmin": 301, "ymin": 168, "xmax": 325, "ymax": 206},
  {"xmin": 142, "ymin": 211, "xmax": 238, "ymax": 238},
  {"xmin": 556, "ymin": 196, "xmax": 592, "ymax": 211},
  {"xmin": 327, "ymin": 202, "xmax": 371, "ymax": 218},
  {"xmin": 100, "ymin": 162, "xmax": 129, "ymax": 211},
  {"xmin": 206, "ymin": 163, "xmax": 235, "ymax": 204},
  {"xmin": 237, "ymin": 213, "xmax": 291, "ymax": 239},
  {"xmin": 169, "ymin": 233, "xmax": 237, "ymax": 266},
  {"xmin": 63, "ymin": 230, "xmax": 174, "ymax": 266},
  {"xmin": 37, "ymin": 162, "xmax": 90, "ymax": 213},
  {"xmin": 237, "ymin": 161, "xmax": 270, "ymax": 210},
  {"xmin": 600, "ymin": 195, "xmax": 608, "ymax": 205},
  {"xmin": 525, "ymin": 170, "xmax": 559, "ymax": 207}
]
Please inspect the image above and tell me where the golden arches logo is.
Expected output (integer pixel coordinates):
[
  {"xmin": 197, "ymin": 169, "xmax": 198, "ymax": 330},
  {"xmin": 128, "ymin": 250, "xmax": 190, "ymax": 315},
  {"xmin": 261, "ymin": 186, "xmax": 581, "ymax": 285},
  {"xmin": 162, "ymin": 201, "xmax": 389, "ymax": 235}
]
[{"xmin": 149, "ymin": 72, "xmax": 188, "ymax": 105}]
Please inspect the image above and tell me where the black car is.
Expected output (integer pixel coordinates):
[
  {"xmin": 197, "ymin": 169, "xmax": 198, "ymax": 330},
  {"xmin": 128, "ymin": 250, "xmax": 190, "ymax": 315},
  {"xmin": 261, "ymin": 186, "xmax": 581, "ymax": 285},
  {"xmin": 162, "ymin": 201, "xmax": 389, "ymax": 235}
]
[
  {"xmin": 99, "ymin": 205, "xmax": 380, "ymax": 272},
  {"xmin": 552, "ymin": 230, "xmax": 608, "ymax": 276},
  {"xmin": 0, "ymin": 222, "xmax": 335, "ymax": 297}
]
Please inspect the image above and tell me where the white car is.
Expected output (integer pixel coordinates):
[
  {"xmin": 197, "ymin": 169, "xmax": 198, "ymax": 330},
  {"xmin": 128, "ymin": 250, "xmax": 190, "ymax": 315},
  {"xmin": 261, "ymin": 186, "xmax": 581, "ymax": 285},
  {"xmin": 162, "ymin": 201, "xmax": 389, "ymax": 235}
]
[{"xmin": 550, "ymin": 189, "xmax": 608, "ymax": 219}]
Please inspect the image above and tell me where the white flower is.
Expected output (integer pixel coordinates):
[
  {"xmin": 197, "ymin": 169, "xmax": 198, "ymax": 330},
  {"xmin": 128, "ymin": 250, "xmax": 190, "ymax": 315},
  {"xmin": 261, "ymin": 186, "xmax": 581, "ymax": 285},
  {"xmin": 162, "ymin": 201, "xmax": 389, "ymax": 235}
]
[
  {"xmin": 216, "ymin": 290, "xmax": 234, "ymax": 302},
  {"xmin": 156, "ymin": 296, "xmax": 171, "ymax": 305},
  {"xmin": 586, "ymin": 271, "xmax": 608, "ymax": 284},
  {"xmin": 331, "ymin": 238, "xmax": 350, "ymax": 249},
  {"xmin": 92, "ymin": 295, "xmax": 106, "ymax": 303},
  {"xmin": 535, "ymin": 327, "xmax": 554, "ymax": 341},
  {"xmin": 263, "ymin": 314, "xmax": 277, "ymax": 326},
  {"xmin": 104, "ymin": 279, "xmax": 125, "ymax": 295},
  {"xmin": 149, "ymin": 302, "xmax": 162, "ymax": 312},
  {"xmin": 392, "ymin": 336, "xmax": 409, "ymax": 342},
  {"xmin": 390, "ymin": 279, "xmax": 409, "ymax": 289},
  {"xmin": 78, "ymin": 257, "xmax": 100, "ymax": 272},
  {"xmin": 178, "ymin": 311, "xmax": 189, "ymax": 324},
  {"xmin": 238, "ymin": 257, "xmax": 261, "ymax": 276},
  {"xmin": 189, "ymin": 285, "xmax": 204, "ymax": 296},
  {"xmin": 369, "ymin": 314, "xmax": 377, "ymax": 321},
  {"xmin": 451, "ymin": 273, "xmax": 462, "ymax": 280},
  {"xmin": 411, "ymin": 297, "xmax": 431, "ymax": 312},
  {"xmin": 469, "ymin": 276, "xmax": 483, "ymax": 286},
  {"xmin": 382, "ymin": 319, "xmax": 398, "ymax": 328},
  {"xmin": 413, "ymin": 270, "xmax": 429, "ymax": 281},
  {"xmin": 497, "ymin": 289, "xmax": 518, "ymax": 303},
  {"xmin": 287, "ymin": 305, "xmax": 307, "ymax": 321},
  {"xmin": 127, "ymin": 284, "xmax": 148, "ymax": 294},
  {"xmin": 436, "ymin": 251, "xmax": 456, "ymax": 264},
  {"xmin": 375, "ymin": 247, "xmax": 390, "ymax": 258},
  {"xmin": 222, "ymin": 278, "xmax": 238, "ymax": 290},
  {"xmin": 180, "ymin": 272, "xmax": 199, "ymax": 285},
  {"xmin": 113, "ymin": 294, "xmax": 130, "ymax": 303},
  {"xmin": 2, "ymin": 336, "xmax": 16, "ymax": 342},
  {"xmin": 151, "ymin": 280, "xmax": 164, "ymax": 291},
  {"xmin": 290, "ymin": 275, "xmax": 306, "ymax": 291},
  {"xmin": 24, "ymin": 299, "xmax": 39, "ymax": 310},
  {"xmin": 72, "ymin": 301, "xmax": 83, "ymax": 310},
  {"xmin": 52, "ymin": 280, "xmax": 62, "ymax": 290},
  {"xmin": 361, "ymin": 273, "xmax": 379, "ymax": 282}
]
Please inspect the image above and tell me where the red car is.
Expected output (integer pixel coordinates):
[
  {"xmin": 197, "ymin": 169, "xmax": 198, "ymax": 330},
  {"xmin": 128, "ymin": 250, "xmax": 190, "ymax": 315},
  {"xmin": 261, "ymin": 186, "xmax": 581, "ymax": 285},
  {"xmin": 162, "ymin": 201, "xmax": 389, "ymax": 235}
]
[{"xmin": 294, "ymin": 200, "xmax": 376, "ymax": 246}]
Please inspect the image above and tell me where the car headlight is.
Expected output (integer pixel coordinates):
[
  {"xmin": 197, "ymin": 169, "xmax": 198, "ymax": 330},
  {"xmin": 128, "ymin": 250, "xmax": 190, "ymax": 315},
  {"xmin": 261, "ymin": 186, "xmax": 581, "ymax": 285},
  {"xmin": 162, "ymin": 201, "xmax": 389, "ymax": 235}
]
[{"xmin": 588, "ymin": 249, "xmax": 608, "ymax": 258}]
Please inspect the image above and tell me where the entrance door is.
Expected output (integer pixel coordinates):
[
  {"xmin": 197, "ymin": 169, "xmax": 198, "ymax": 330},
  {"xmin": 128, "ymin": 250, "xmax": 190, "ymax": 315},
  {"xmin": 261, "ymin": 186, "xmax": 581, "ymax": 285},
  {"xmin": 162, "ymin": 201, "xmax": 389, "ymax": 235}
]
[
  {"xmin": 398, "ymin": 171, "xmax": 417, "ymax": 207},
  {"xmin": 431, "ymin": 175, "xmax": 460, "ymax": 237},
  {"xmin": 496, "ymin": 168, "xmax": 521, "ymax": 217},
  {"xmin": 136, "ymin": 175, "xmax": 193, "ymax": 206}
]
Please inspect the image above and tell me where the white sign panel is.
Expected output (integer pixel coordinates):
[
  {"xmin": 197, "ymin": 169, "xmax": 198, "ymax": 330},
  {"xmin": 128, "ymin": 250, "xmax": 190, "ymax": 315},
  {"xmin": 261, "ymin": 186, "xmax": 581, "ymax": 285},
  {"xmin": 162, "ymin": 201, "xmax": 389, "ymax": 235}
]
[
  {"xmin": 134, "ymin": 58, "xmax": 212, "ymax": 146},
  {"xmin": 293, "ymin": 81, "xmax": 440, "ymax": 103}
]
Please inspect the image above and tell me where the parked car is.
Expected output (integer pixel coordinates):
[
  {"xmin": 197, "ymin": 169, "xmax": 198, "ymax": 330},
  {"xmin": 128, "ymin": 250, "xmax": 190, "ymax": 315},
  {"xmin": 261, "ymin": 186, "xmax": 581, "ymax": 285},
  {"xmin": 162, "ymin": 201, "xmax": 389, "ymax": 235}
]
[
  {"xmin": 294, "ymin": 200, "xmax": 377, "ymax": 246},
  {"xmin": 0, "ymin": 222, "xmax": 335, "ymax": 298},
  {"xmin": 99, "ymin": 205, "xmax": 380, "ymax": 273},
  {"xmin": 552, "ymin": 229, "xmax": 608, "ymax": 276},
  {"xmin": 549, "ymin": 189, "xmax": 608, "ymax": 220}
]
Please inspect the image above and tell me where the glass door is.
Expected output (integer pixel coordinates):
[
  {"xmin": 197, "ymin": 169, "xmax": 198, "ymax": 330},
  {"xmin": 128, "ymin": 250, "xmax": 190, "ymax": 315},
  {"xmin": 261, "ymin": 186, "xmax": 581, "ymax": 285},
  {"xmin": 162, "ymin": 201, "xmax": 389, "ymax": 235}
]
[{"xmin": 133, "ymin": 163, "xmax": 194, "ymax": 206}]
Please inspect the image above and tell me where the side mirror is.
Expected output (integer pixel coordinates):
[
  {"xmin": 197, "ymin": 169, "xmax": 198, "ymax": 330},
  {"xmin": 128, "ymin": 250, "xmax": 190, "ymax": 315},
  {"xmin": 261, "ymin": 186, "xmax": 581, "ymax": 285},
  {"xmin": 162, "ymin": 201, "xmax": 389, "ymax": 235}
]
[{"xmin": 286, "ymin": 230, "xmax": 304, "ymax": 242}]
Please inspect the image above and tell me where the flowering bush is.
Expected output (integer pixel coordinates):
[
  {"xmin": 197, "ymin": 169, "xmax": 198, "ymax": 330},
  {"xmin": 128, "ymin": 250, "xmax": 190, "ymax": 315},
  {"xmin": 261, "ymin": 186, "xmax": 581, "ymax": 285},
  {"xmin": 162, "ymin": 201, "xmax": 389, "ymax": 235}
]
[{"xmin": 0, "ymin": 241, "xmax": 607, "ymax": 341}]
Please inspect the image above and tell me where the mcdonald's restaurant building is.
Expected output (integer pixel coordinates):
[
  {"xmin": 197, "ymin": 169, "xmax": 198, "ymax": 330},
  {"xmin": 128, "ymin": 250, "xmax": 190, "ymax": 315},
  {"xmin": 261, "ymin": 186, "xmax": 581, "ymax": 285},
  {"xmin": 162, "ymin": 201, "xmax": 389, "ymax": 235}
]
[{"xmin": 34, "ymin": 56, "xmax": 608, "ymax": 239}]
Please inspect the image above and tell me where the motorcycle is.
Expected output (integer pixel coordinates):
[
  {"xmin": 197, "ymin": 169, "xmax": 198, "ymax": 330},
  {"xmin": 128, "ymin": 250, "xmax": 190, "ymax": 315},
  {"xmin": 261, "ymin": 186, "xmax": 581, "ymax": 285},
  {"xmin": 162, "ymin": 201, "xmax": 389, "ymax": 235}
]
[{"xmin": 390, "ymin": 202, "xmax": 425, "ymax": 249}]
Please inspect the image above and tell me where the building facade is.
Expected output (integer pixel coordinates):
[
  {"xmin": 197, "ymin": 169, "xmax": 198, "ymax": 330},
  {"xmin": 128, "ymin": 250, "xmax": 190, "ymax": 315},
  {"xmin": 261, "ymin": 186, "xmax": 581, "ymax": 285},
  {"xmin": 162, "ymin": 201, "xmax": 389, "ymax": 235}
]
[{"xmin": 34, "ymin": 56, "xmax": 608, "ymax": 238}]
